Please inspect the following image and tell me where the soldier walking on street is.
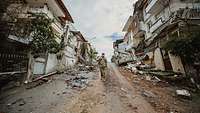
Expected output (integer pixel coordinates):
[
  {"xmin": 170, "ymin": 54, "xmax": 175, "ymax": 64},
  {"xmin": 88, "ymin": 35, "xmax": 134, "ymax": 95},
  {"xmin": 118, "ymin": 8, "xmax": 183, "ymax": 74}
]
[{"xmin": 97, "ymin": 53, "xmax": 107, "ymax": 81}]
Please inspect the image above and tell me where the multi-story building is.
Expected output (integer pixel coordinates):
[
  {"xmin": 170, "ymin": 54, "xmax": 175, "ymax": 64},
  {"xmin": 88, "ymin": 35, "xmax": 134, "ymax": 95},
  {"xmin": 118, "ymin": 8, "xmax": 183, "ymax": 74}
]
[
  {"xmin": 26, "ymin": 0, "xmax": 74, "ymax": 76},
  {"xmin": 140, "ymin": 0, "xmax": 200, "ymax": 73},
  {"xmin": 0, "ymin": 0, "xmax": 74, "ymax": 84},
  {"xmin": 118, "ymin": 0, "xmax": 200, "ymax": 74},
  {"xmin": 122, "ymin": 2, "xmax": 146, "ymax": 58}
]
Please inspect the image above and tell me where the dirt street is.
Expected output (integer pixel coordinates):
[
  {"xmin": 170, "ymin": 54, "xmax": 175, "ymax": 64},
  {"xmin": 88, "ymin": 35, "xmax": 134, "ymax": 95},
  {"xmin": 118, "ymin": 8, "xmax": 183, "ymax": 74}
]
[
  {"xmin": 64, "ymin": 63, "xmax": 155, "ymax": 113},
  {"xmin": 1, "ymin": 63, "xmax": 156, "ymax": 113}
]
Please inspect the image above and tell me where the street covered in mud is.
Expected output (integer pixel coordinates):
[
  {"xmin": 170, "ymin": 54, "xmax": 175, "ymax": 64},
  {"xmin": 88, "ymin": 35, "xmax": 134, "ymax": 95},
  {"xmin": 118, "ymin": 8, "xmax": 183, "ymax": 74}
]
[{"xmin": 1, "ymin": 63, "xmax": 200, "ymax": 113}]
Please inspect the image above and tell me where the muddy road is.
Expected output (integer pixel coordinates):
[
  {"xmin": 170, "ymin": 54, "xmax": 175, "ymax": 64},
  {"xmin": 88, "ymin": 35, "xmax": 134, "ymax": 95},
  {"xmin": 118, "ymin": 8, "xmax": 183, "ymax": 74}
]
[
  {"xmin": 1, "ymin": 63, "xmax": 156, "ymax": 113},
  {"xmin": 64, "ymin": 63, "xmax": 155, "ymax": 113}
]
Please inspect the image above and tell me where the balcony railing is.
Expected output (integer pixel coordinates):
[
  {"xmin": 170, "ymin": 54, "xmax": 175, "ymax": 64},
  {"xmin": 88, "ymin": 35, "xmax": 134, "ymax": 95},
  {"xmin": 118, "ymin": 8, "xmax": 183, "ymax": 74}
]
[
  {"xmin": 51, "ymin": 19, "xmax": 64, "ymax": 34},
  {"xmin": 146, "ymin": 0, "xmax": 158, "ymax": 13},
  {"xmin": 150, "ymin": 18, "xmax": 163, "ymax": 33},
  {"xmin": 29, "ymin": 7, "xmax": 54, "ymax": 19},
  {"xmin": 145, "ymin": 0, "xmax": 167, "ymax": 14},
  {"xmin": 186, "ymin": 8, "xmax": 200, "ymax": 19},
  {"xmin": 172, "ymin": 8, "xmax": 200, "ymax": 20},
  {"xmin": 29, "ymin": 6, "xmax": 64, "ymax": 34}
]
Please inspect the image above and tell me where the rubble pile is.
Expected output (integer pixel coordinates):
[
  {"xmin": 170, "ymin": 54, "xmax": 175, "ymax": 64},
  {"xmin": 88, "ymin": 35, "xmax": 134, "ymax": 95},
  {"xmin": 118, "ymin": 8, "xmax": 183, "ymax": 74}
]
[
  {"xmin": 64, "ymin": 64, "xmax": 96, "ymax": 90},
  {"xmin": 119, "ymin": 67, "xmax": 199, "ymax": 113},
  {"xmin": 26, "ymin": 64, "xmax": 96, "ymax": 90},
  {"xmin": 65, "ymin": 73, "xmax": 90, "ymax": 89},
  {"xmin": 123, "ymin": 62, "xmax": 185, "ymax": 84},
  {"xmin": 77, "ymin": 64, "xmax": 96, "ymax": 72}
]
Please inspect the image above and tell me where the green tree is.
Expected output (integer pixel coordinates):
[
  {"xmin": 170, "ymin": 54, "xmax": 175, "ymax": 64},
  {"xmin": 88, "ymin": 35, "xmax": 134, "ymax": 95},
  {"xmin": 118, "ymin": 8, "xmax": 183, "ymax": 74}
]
[
  {"xmin": 30, "ymin": 13, "xmax": 60, "ymax": 54},
  {"xmin": 163, "ymin": 32, "xmax": 200, "ymax": 65},
  {"xmin": 1, "ymin": 2, "xmax": 62, "ymax": 55}
]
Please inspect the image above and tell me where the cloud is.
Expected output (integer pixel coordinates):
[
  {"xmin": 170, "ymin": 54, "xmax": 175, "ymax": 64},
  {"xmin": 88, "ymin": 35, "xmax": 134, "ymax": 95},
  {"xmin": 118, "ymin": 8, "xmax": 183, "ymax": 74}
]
[{"xmin": 64, "ymin": 0, "xmax": 136, "ymax": 60}]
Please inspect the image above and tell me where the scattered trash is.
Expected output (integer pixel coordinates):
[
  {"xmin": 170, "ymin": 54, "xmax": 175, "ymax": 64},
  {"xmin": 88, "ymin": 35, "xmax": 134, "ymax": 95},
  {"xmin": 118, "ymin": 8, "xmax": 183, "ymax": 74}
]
[
  {"xmin": 141, "ymin": 90, "xmax": 156, "ymax": 98},
  {"xmin": 7, "ymin": 98, "xmax": 26, "ymax": 106},
  {"xmin": 144, "ymin": 75, "xmax": 161, "ymax": 83},
  {"xmin": 176, "ymin": 89, "xmax": 191, "ymax": 98},
  {"xmin": 145, "ymin": 76, "xmax": 151, "ymax": 81},
  {"xmin": 120, "ymin": 88, "xmax": 127, "ymax": 93},
  {"xmin": 65, "ymin": 72, "xmax": 92, "ymax": 90}
]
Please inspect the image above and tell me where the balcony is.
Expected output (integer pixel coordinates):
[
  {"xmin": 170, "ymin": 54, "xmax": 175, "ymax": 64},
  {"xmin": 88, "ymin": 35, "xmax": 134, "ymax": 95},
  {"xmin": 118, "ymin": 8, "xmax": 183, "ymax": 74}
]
[
  {"xmin": 171, "ymin": 8, "xmax": 200, "ymax": 22},
  {"xmin": 26, "ymin": 0, "xmax": 65, "ymax": 17},
  {"xmin": 145, "ymin": 0, "xmax": 165, "ymax": 14},
  {"xmin": 29, "ymin": 5, "xmax": 54, "ymax": 19},
  {"xmin": 29, "ymin": 6, "xmax": 64, "ymax": 35},
  {"xmin": 51, "ymin": 19, "xmax": 64, "ymax": 35},
  {"xmin": 190, "ymin": 9, "xmax": 200, "ymax": 19},
  {"xmin": 8, "ymin": 35, "xmax": 30, "ymax": 44},
  {"xmin": 55, "ymin": 34, "xmax": 61, "ymax": 44},
  {"xmin": 181, "ymin": 8, "xmax": 200, "ymax": 19},
  {"xmin": 150, "ymin": 18, "xmax": 163, "ymax": 33}
]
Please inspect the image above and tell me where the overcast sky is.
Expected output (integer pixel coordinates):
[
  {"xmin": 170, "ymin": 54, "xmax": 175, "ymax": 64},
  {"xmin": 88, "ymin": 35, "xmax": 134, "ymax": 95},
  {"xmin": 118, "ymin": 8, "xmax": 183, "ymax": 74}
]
[{"xmin": 64, "ymin": 0, "xmax": 135, "ymax": 60}]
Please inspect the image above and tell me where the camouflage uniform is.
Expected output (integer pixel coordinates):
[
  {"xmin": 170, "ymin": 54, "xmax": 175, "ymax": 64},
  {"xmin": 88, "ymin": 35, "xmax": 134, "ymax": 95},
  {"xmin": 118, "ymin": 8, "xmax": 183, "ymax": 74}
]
[{"xmin": 98, "ymin": 56, "xmax": 107, "ymax": 80}]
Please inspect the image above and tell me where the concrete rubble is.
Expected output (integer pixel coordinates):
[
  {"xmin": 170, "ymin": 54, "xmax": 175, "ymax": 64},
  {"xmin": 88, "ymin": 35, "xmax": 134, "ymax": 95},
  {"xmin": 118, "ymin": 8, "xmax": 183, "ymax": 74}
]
[
  {"xmin": 176, "ymin": 89, "xmax": 191, "ymax": 98},
  {"xmin": 123, "ymin": 62, "xmax": 185, "ymax": 84},
  {"xmin": 64, "ymin": 64, "xmax": 96, "ymax": 90},
  {"xmin": 121, "ymin": 61, "xmax": 197, "ymax": 110},
  {"xmin": 65, "ymin": 73, "xmax": 90, "ymax": 89},
  {"xmin": 23, "ymin": 64, "xmax": 96, "ymax": 91}
]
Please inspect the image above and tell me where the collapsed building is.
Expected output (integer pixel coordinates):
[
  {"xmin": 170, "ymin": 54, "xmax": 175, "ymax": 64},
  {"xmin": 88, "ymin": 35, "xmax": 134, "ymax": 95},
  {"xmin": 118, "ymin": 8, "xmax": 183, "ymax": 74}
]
[{"xmin": 114, "ymin": 0, "xmax": 200, "ymax": 75}]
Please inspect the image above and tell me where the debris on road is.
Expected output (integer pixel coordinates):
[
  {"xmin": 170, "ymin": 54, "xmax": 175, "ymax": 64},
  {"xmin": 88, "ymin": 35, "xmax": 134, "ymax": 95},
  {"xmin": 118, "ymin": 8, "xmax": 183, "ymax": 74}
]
[
  {"xmin": 145, "ymin": 75, "xmax": 161, "ymax": 83},
  {"xmin": 65, "ymin": 71, "xmax": 94, "ymax": 90},
  {"xmin": 176, "ymin": 89, "xmax": 191, "ymax": 98},
  {"xmin": 122, "ymin": 62, "xmax": 187, "ymax": 85},
  {"xmin": 119, "ymin": 67, "xmax": 200, "ymax": 113},
  {"xmin": 141, "ymin": 90, "xmax": 157, "ymax": 98},
  {"xmin": 67, "ymin": 79, "xmax": 88, "ymax": 89},
  {"xmin": 32, "ymin": 71, "xmax": 57, "ymax": 82},
  {"xmin": 7, "ymin": 98, "xmax": 26, "ymax": 107},
  {"xmin": 120, "ymin": 87, "xmax": 127, "ymax": 93}
]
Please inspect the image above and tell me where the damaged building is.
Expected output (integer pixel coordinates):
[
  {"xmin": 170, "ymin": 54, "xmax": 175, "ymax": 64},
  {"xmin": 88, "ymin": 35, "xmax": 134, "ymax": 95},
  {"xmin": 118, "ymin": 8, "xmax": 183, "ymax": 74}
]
[
  {"xmin": 115, "ymin": 0, "xmax": 200, "ymax": 75},
  {"xmin": 0, "ymin": 0, "xmax": 94, "ymax": 89}
]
